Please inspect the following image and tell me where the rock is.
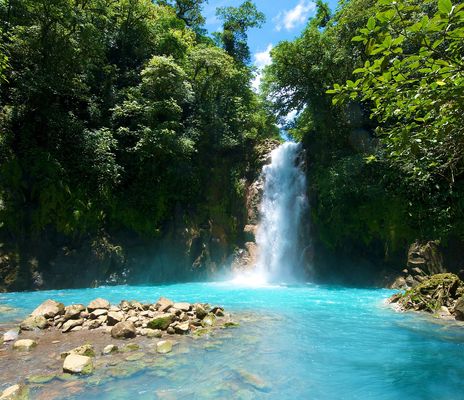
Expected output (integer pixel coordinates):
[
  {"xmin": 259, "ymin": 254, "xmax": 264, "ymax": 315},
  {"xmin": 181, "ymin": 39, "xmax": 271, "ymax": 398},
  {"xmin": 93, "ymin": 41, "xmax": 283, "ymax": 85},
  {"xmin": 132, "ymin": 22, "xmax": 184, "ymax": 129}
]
[
  {"xmin": 405, "ymin": 275, "xmax": 419, "ymax": 288},
  {"xmin": 62, "ymin": 318, "xmax": 84, "ymax": 333},
  {"xmin": 64, "ymin": 304, "xmax": 85, "ymax": 320},
  {"xmin": 107, "ymin": 311, "xmax": 124, "ymax": 326},
  {"xmin": 20, "ymin": 315, "xmax": 48, "ymax": 331},
  {"xmin": 3, "ymin": 328, "xmax": 19, "ymax": 342},
  {"xmin": 156, "ymin": 340, "xmax": 173, "ymax": 354},
  {"xmin": 86, "ymin": 319, "xmax": 102, "ymax": 330},
  {"xmin": 223, "ymin": 322, "xmax": 240, "ymax": 328},
  {"xmin": 102, "ymin": 344, "xmax": 118, "ymax": 355},
  {"xmin": 174, "ymin": 322, "xmax": 190, "ymax": 335},
  {"xmin": 144, "ymin": 328, "xmax": 163, "ymax": 338},
  {"xmin": 0, "ymin": 383, "xmax": 29, "ymax": 400},
  {"xmin": 454, "ymin": 296, "xmax": 464, "ymax": 320},
  {"xmin": 61, "ymin": 344, "xmax": 95, "ymax": 359},
  {"xmin": 437, "ymin": 306, "xmax": 451, "ymax": 317},
  {"xmin": 390, "ymin": 276, "xmax": 407, "ymax": 289},
  {"xmin": 235, "ymin": 369, "xmax": 271, "ymax": 392},
  {"xmin": 87, "ymin": 298, "xmax": 110, "ymax": 312},
  {"xmin": 111, "ymin": 321, "xmax": 136, "ymax": 339},
  {"xmin": 27, "ymin": 374, "xmax": 56, "ymax": 384},
  {"xmin": 173, "ymin": 302, "xmax": 191, "ymax": 311},
  {"xmin": 63, "ymin": 354, "xmax": 94, "ymax": 374},
  {"xmin": 120, "ymin": 343, "xmax": 140, "ymax": 352},
  {"xmin": 166, "ymin": 327, "xmax": 175, "ymax": 335},
  {"xmin": 202, "ymin": 313, "xmax": 216, "ymax": 327},
  {"xmin": 212, "ymin": 306, "xmax": 225, "ymax": 317},
  {"xmin": 31, "ymin": 299, "xmax": 64, "ymax": 318},
  {"xmin": 407, "ymin": 241, "xmax": 444, "ymax": 275},
  {"xmin": 411, "ymin": 267, "xmax": 425, "ymax": 276},
  {"xmin": 147, "ymin": 315, "xmax": 174, "ymax": 330},
  {"xmin": 70, "ymin": 326, "xmax": 83, "ymax": 332},
  {"xmin": 90, "ymin": 309, "xmax": 108, "ymax": 319},
  {"xmin": 13, "ymin": 339, "xmax": 37, "ymax": 351},
  {"xmin": 156, "ymin": 297, "xmax": 173, "ymax": 313},
  {"xmin": 194, "ymin": 304, "xmax": 207, "ymax": 320}
]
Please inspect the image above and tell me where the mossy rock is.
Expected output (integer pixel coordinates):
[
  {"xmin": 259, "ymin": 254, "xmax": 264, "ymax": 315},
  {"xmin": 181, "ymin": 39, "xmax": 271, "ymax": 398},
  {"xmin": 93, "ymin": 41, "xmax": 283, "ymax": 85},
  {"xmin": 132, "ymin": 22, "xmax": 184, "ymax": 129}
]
[
  {"xmin": 120, "ymin": 343, "xmax": 140, "ymax": 353},
  {"xmin": 392, "ymin": 273, "xmax": 464, "ymax": 313},
  {"xmin": 223, "ymin": 322, "xmax": 240, "ymax": 328},
  {"xmin": 147, "ymin": 315, "xmax": 173, "ymax": 330}
]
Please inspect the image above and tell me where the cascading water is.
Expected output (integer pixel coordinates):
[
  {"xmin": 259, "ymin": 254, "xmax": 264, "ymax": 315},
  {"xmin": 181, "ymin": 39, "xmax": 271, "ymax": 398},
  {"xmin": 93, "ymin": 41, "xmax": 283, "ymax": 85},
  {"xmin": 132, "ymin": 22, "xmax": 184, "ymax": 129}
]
[{"xmin": 255, "ymin": 142, "xmax": 308, "ymax": 282}]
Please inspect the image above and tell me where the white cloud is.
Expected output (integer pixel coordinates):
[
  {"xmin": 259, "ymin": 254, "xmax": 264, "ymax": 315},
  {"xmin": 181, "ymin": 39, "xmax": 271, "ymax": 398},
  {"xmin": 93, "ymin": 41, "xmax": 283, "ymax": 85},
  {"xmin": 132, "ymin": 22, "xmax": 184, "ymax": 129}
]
[
  {"xmin": 274, "ymin": 1, "xmax": 316, "ymax": 32},
  {"xmin": 252, "ymin": 44, "xmax": 273, "ymax": 92}
]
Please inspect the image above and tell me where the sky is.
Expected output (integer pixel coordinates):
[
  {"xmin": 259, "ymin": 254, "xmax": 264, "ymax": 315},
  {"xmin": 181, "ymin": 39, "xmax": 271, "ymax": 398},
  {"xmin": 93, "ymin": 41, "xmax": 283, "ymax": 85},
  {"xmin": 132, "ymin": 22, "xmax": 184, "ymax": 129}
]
[{"xmin": 204, "ymin": 0, "xmax": 340, "ymax": 90}]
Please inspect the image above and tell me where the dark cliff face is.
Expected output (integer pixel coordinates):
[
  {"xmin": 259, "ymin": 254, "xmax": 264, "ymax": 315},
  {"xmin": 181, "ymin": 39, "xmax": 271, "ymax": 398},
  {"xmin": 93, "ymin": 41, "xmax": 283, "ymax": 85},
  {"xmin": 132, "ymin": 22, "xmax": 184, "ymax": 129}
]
[{"xmin": 0, "ymin": 139, "xmax": 282, "ymax": 292}]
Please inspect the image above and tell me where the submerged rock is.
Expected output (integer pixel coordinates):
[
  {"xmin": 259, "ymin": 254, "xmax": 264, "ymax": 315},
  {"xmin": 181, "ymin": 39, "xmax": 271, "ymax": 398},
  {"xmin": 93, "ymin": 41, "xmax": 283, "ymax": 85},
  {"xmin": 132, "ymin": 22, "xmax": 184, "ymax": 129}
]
[
  {"xmin": 63, "ymin": 354, "xmax": 94, "ymax": 374},
  {"xmin": 156, "ymin": 340, "xmax": 173, "ymax": 354},
  {"xmin": 0, "ymin": 383, "xmax": 29, "ymax": 400},
  {"xmin": 31, "ymin": 299, "xmax": 65, "ymax": 319},
  {"xmin": 13, "ymin": 339, "xmax": 37, "ymax": 351},
  {"xmin": 111, "ymin": 321, "xmax": 136, "ymax": 339}
]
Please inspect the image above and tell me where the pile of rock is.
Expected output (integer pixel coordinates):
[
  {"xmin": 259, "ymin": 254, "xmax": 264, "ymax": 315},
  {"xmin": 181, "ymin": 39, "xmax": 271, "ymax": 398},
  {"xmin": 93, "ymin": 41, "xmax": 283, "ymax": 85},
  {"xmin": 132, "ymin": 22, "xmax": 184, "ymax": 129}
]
[
  {"xmin": 16, "ymin": 297, "xmax": 229, "ymax": 338},
  {"xmin": 388, "ymin": 273, "xmax": 464, "ymax": 320}
]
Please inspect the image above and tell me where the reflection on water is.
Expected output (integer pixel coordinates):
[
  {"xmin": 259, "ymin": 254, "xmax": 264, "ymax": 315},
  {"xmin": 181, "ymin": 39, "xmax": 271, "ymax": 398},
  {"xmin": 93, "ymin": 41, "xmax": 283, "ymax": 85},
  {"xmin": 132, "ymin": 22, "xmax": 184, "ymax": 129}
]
[{"xmin": 1, "ymin": 282, "xmax": 464, "ymax": 399}]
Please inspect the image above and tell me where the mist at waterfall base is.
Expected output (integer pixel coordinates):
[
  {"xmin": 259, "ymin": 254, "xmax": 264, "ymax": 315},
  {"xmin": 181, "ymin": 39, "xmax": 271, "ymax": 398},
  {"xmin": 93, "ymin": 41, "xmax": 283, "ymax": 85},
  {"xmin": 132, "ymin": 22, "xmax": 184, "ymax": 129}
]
[{"xmin": 231, "ymin": 141, "xmax": 309, "ymax": 286}]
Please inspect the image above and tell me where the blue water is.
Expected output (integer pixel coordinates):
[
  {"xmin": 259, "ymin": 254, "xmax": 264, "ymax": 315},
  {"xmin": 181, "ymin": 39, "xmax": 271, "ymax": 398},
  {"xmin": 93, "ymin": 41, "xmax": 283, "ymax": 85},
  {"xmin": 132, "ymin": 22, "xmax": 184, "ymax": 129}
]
[{"xmin": 1, "ymin": 282, "xmax": 464, "ymax": 399}]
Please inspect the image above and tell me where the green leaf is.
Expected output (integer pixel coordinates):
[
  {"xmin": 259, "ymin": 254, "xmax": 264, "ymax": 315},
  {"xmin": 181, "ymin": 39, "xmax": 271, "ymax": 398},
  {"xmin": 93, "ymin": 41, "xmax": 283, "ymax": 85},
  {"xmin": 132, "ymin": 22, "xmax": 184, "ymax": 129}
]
[
  {"xmin": 367, "ymin": 17, "xmax": 376, "ymax": 30},
  {"xmin": 438, "ymin": 0, "xmax": 452, "ymax": 14}
]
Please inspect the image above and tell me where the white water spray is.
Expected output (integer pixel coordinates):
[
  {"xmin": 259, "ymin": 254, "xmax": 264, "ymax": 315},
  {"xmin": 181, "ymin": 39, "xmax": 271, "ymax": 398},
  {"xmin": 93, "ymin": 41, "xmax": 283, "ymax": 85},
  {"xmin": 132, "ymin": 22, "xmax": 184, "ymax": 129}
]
[{"xmin": 255, "ymin": 142, "xmax": 307, "ymax": 283}]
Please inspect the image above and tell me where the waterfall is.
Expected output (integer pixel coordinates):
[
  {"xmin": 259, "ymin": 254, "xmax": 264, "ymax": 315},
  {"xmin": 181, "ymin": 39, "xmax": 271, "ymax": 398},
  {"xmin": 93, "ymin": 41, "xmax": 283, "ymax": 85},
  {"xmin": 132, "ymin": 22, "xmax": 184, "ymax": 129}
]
[{"xmin": 255, "ymin": 142, "xmax": 308, "ymax": 282}]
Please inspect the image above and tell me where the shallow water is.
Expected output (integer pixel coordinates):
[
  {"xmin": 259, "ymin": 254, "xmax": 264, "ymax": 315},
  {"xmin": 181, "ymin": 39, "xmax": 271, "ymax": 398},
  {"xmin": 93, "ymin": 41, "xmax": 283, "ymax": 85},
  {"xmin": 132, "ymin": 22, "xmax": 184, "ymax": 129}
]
[{"xmin": 1, "ymin": 282, "xmax": 464, "ymax": 399}]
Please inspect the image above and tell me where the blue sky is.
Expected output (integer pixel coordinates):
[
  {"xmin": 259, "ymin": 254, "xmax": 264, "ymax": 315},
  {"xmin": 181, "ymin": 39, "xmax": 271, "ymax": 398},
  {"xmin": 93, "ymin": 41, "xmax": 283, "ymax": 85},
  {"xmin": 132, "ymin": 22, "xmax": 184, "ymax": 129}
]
[{"xmin": 204, "ymin": 0, "xmax": 340, "ymax": 89}]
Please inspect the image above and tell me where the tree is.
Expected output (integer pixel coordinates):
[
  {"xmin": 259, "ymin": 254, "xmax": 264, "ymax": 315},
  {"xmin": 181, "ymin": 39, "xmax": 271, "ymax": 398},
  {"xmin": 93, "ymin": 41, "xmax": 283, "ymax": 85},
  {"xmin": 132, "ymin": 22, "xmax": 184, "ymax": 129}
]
[
  {"xmin": 216, "ymin": 1, "xmax": 265, "ymax": 64},
  {"xmin": 158, "ymin": 0, "xmax": 208, "ymax": 32}
]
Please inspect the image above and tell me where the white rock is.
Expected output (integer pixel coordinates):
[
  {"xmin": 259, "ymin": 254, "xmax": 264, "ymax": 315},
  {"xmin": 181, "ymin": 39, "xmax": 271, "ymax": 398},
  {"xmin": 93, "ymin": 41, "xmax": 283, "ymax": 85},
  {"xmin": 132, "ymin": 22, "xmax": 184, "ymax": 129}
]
[{"xmin": 63, "ymin": 354, "xmax": 94, "ymax": 374}]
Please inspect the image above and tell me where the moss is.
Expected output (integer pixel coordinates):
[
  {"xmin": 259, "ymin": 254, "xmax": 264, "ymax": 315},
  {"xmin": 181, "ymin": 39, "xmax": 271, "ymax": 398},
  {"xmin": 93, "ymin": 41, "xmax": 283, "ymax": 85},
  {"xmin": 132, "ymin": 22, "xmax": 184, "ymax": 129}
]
[{"xmin": 147, "ymin": 315, "xmax": 173, "ymax": 330}]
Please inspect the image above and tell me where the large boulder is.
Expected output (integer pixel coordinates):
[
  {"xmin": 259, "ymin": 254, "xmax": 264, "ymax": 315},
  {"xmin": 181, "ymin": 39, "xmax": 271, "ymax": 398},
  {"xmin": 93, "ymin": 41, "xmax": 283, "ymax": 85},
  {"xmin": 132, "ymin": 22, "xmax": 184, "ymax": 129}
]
[
  {"xmin": 407, "ymin": 241, "xmax": 445, "ymax": 275},
  {"xmin": 13, "ymin": 339, "xmax": 37, "ymax": 351},
  {"xmin": 20, "ymin": 315, "xmax": 48, "ymax": 331},
  {"xmin": 111, "ymin": 321, "xmax": 136, "ymax": 339},
  {"xmin": 62, "ymin": 354, "xmax": 94, "ymax": 375},
  {"xmin": 0, "ymin": 383, "xmax": 29, "ymax": 400},
  {"xmin": 31, "ymin": 299, "xmax": 64, "ymax": 319},
  {"xmin": 87, "ymin": 298, "xmax": 110, "ymax": 311}
]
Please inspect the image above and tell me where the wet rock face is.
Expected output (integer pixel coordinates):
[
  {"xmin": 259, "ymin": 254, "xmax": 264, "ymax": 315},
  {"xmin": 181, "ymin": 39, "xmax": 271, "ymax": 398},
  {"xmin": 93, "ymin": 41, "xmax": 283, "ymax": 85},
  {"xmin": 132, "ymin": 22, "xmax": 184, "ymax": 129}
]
[
  {"xmin": 407, "ymin": 241, "xmax": 445, "ymax": 275},
  {"xmin": 388, "ymin": 273, "xmax": 464, "ymax": 320}
]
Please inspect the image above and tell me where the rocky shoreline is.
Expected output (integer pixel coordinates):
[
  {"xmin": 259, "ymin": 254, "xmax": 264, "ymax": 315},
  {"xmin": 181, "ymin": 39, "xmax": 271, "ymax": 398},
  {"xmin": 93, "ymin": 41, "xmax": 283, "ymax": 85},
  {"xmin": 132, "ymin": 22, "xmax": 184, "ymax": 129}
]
[
  {"xmin": 0, "ymin": 297, "xmax": 239, "ymax": 399},
  {"xmin": 388, "ymin": 273, "xmax": 464, "ymax": 321}
]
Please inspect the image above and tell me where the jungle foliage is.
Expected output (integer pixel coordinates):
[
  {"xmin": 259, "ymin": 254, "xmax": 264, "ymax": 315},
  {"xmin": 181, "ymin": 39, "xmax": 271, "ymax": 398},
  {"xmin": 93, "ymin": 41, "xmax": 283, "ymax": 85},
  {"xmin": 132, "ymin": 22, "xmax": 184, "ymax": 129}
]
[{"xmin": 0, "ymin": 0, "xmax": 277, "ymax": 288}]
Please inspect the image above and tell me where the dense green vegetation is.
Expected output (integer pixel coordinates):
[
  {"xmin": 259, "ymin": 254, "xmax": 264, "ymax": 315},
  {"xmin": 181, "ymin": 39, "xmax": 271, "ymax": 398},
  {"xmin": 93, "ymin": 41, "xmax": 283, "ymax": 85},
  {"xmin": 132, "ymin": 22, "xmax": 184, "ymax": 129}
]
[
  {"xmin": 0, "ymin": 0, "xmax": 278, "ymax": 290},
  {"xmin": 263, "ymin": 0, "xmax": 464, "ymax": 280}
]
